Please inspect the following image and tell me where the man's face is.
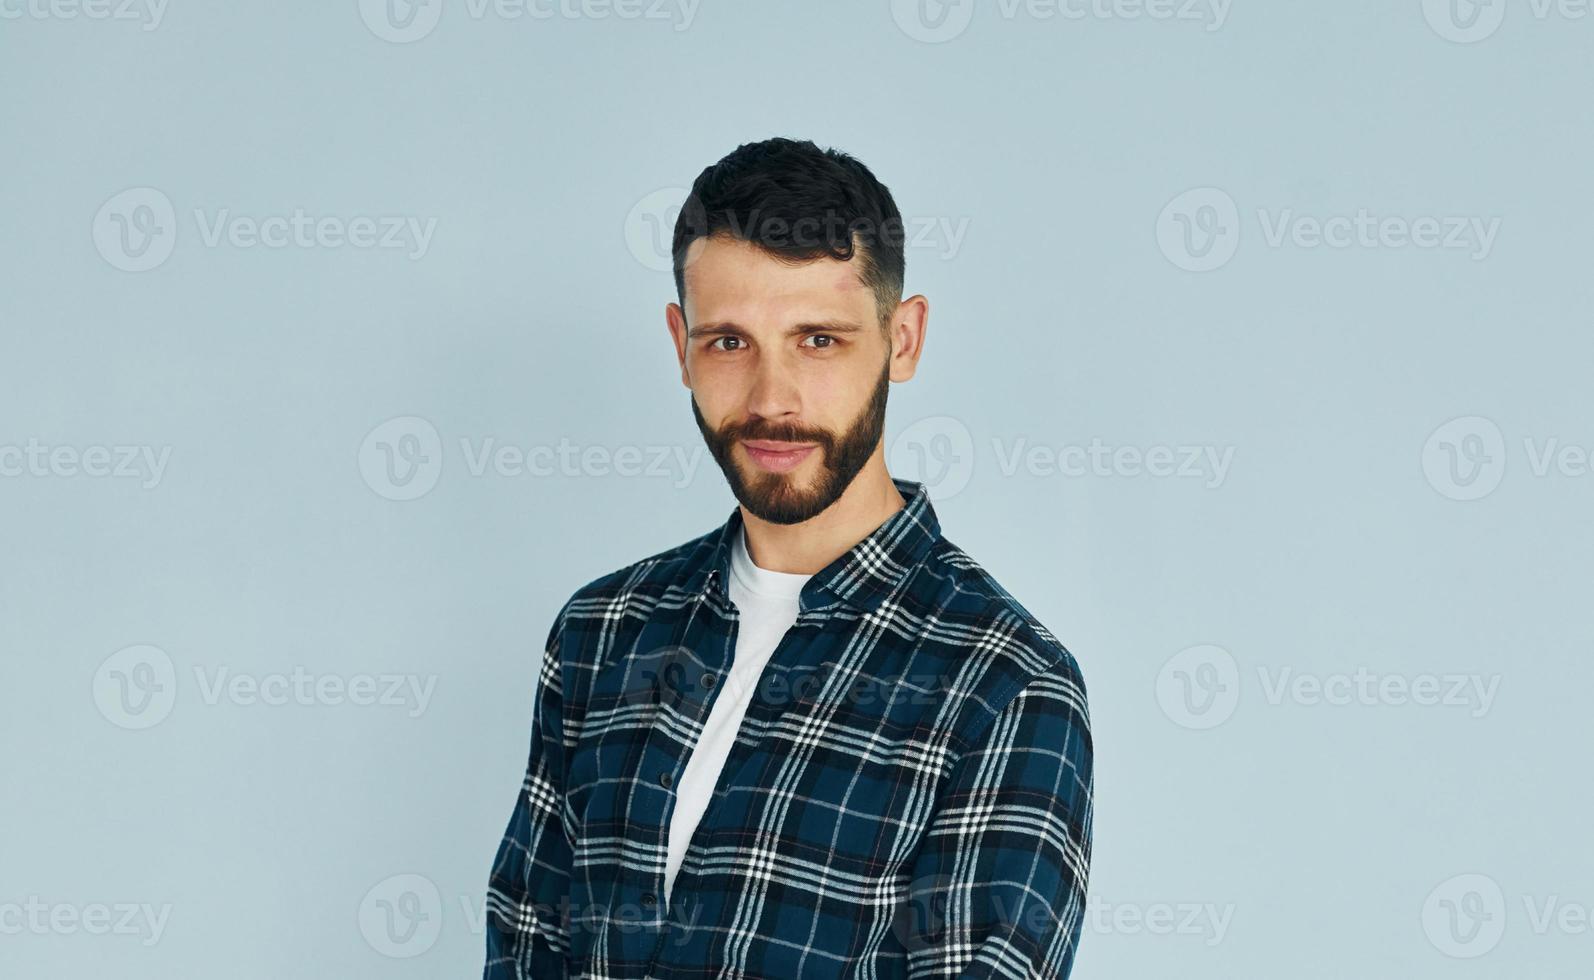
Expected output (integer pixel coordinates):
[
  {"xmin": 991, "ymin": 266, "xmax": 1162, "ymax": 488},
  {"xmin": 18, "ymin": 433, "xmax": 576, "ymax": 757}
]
[{"xmin": 669, "ymin": 235, "xmax": 892, "ymax": 526}]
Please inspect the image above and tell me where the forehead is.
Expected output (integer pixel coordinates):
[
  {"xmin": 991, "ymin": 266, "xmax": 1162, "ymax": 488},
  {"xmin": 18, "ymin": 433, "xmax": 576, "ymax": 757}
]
[{"xmin": 681, "ymin": 236, "xmax": 871, "ymax": 325}]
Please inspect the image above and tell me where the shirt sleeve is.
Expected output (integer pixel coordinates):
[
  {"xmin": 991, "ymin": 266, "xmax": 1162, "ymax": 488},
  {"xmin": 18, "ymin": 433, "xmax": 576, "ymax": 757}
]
[
  {"xmin": 902, "ymin": 658, "xmax": 1094, "ymax": 979},
  {"xmin": 484, "ymin": 606, "xmax": 576, "ymax": 979}
]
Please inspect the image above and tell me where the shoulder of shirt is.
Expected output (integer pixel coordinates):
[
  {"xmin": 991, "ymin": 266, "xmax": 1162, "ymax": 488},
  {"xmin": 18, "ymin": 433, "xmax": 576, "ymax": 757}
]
[
  {"xmin": 922, "ymin": 533, "xmax": 1090, "ymax": 745},
  {"xmin": 549, "ymin": 522, "xmax": 724, "ymax": 626},
  {"xmin": 544, "ymin": 521, "xmax": 1089, "ymax": 740}
]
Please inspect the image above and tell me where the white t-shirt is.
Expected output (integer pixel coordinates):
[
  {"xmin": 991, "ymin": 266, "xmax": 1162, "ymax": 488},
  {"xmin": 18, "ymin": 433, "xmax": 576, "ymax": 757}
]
[{"xmin": 662, "ymin": 523, "xmax": 811, "ymax": 906}]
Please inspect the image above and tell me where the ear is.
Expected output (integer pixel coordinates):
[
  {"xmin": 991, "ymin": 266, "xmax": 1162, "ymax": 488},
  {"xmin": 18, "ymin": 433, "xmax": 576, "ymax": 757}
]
[
  {"xmin": 666, "ymin": 302, "xmax": 691, "ymax": 387},
  {"xmin": 886, "ymin": 295, "xmax": 928, "ymax": 383}
]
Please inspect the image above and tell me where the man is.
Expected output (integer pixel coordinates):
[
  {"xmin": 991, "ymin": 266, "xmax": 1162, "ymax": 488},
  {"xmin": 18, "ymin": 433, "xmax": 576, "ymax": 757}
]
[{"xmin": 484, "ymin": 138, "xmax": 1093, "ymax": 979}]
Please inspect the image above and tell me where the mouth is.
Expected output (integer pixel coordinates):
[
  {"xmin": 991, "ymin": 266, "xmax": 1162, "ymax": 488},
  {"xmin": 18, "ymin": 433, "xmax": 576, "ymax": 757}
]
[{"xmin": 741, "ymin": 440, "xmax": 818, "ymax": 473}]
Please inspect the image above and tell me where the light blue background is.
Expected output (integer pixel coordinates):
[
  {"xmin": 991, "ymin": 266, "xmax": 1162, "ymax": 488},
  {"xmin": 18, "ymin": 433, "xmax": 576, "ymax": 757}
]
[{"xmin": 3, "ymin": 0, "xmax": 1590, "ymax": 976}]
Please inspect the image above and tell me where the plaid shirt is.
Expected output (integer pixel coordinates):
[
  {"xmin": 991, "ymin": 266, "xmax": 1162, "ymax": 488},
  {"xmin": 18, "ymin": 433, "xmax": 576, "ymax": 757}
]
[{"xmin": 484, "ymin": 477, "xmax": 1093, "ymax": 979}]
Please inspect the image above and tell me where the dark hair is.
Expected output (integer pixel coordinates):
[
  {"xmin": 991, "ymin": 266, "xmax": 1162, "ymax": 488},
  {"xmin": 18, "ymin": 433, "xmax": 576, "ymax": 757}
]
[{"xmin": 671, "ymin": 137, "xmax": 906, "ymax": 330}]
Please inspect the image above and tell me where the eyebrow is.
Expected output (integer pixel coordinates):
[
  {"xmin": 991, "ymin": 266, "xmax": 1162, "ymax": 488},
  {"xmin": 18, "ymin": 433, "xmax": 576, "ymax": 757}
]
[{"xmin": 687, "ymin": 319, "xmax": 865, "ymax": 339}]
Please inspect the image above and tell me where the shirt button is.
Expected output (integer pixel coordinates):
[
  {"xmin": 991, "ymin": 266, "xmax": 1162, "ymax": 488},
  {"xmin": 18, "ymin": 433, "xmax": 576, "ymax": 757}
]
[
  {"xmin": 659, "ymin": 771, "xmax": 673, "ymax": 788},
  {"xmin": 702, "ymin": 672, "xmax": 717, "ymax": 690},
  {"xmin": 641, "ymin": 892, "xmax": 657, "ymax": 908}
]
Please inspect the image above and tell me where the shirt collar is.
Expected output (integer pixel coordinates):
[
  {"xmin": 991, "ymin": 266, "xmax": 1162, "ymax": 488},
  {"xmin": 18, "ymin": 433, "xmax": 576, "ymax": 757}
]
[{"xmin": 689, "ymin": 477, "xmax": 941, "ymax": 616}]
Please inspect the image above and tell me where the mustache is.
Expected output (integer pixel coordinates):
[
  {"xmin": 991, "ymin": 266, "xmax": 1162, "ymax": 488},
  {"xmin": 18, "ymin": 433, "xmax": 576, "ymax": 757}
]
[{"xmin": 721, "ymin": 422, "xmax": 831, "ymax": 446}]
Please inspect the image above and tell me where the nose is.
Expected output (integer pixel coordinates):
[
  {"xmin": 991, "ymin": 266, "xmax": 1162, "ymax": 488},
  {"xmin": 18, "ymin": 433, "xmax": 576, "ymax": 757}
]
[{"xmin": 744, "ymin": 352, "xmax": 802, "ymax": 423}]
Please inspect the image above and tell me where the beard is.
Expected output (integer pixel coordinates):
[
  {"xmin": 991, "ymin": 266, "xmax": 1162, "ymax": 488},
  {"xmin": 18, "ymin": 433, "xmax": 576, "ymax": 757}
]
[{"xmin": 692, "ymin": 358, "xmax": 890, "ymax": 526}]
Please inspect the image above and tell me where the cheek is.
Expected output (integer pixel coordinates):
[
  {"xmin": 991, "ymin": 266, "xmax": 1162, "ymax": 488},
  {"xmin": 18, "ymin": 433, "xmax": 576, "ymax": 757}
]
[
  {"xmin": 805, "ymin": 359, "xmax": 870, "ymax": 407},
  {"xmin": 689, "ymin": 364, "xmax": 747, "ymax": 420}
]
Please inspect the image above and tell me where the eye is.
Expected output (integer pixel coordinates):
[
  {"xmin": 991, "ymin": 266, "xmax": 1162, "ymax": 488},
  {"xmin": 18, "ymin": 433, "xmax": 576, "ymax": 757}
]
[
  {"xmin": 802, "ymin": 334, "xmax": 839, "ymax": 350},
  {"xmin": 709, "ymin": 337, "xmax": 743, "ymax": 352}
]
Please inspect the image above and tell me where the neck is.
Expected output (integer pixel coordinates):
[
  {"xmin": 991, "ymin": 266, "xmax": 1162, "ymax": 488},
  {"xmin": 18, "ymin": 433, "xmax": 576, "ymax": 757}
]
[{"xmin": 738, "ymin": 458, "xmax": 907, "ymax": 576}]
